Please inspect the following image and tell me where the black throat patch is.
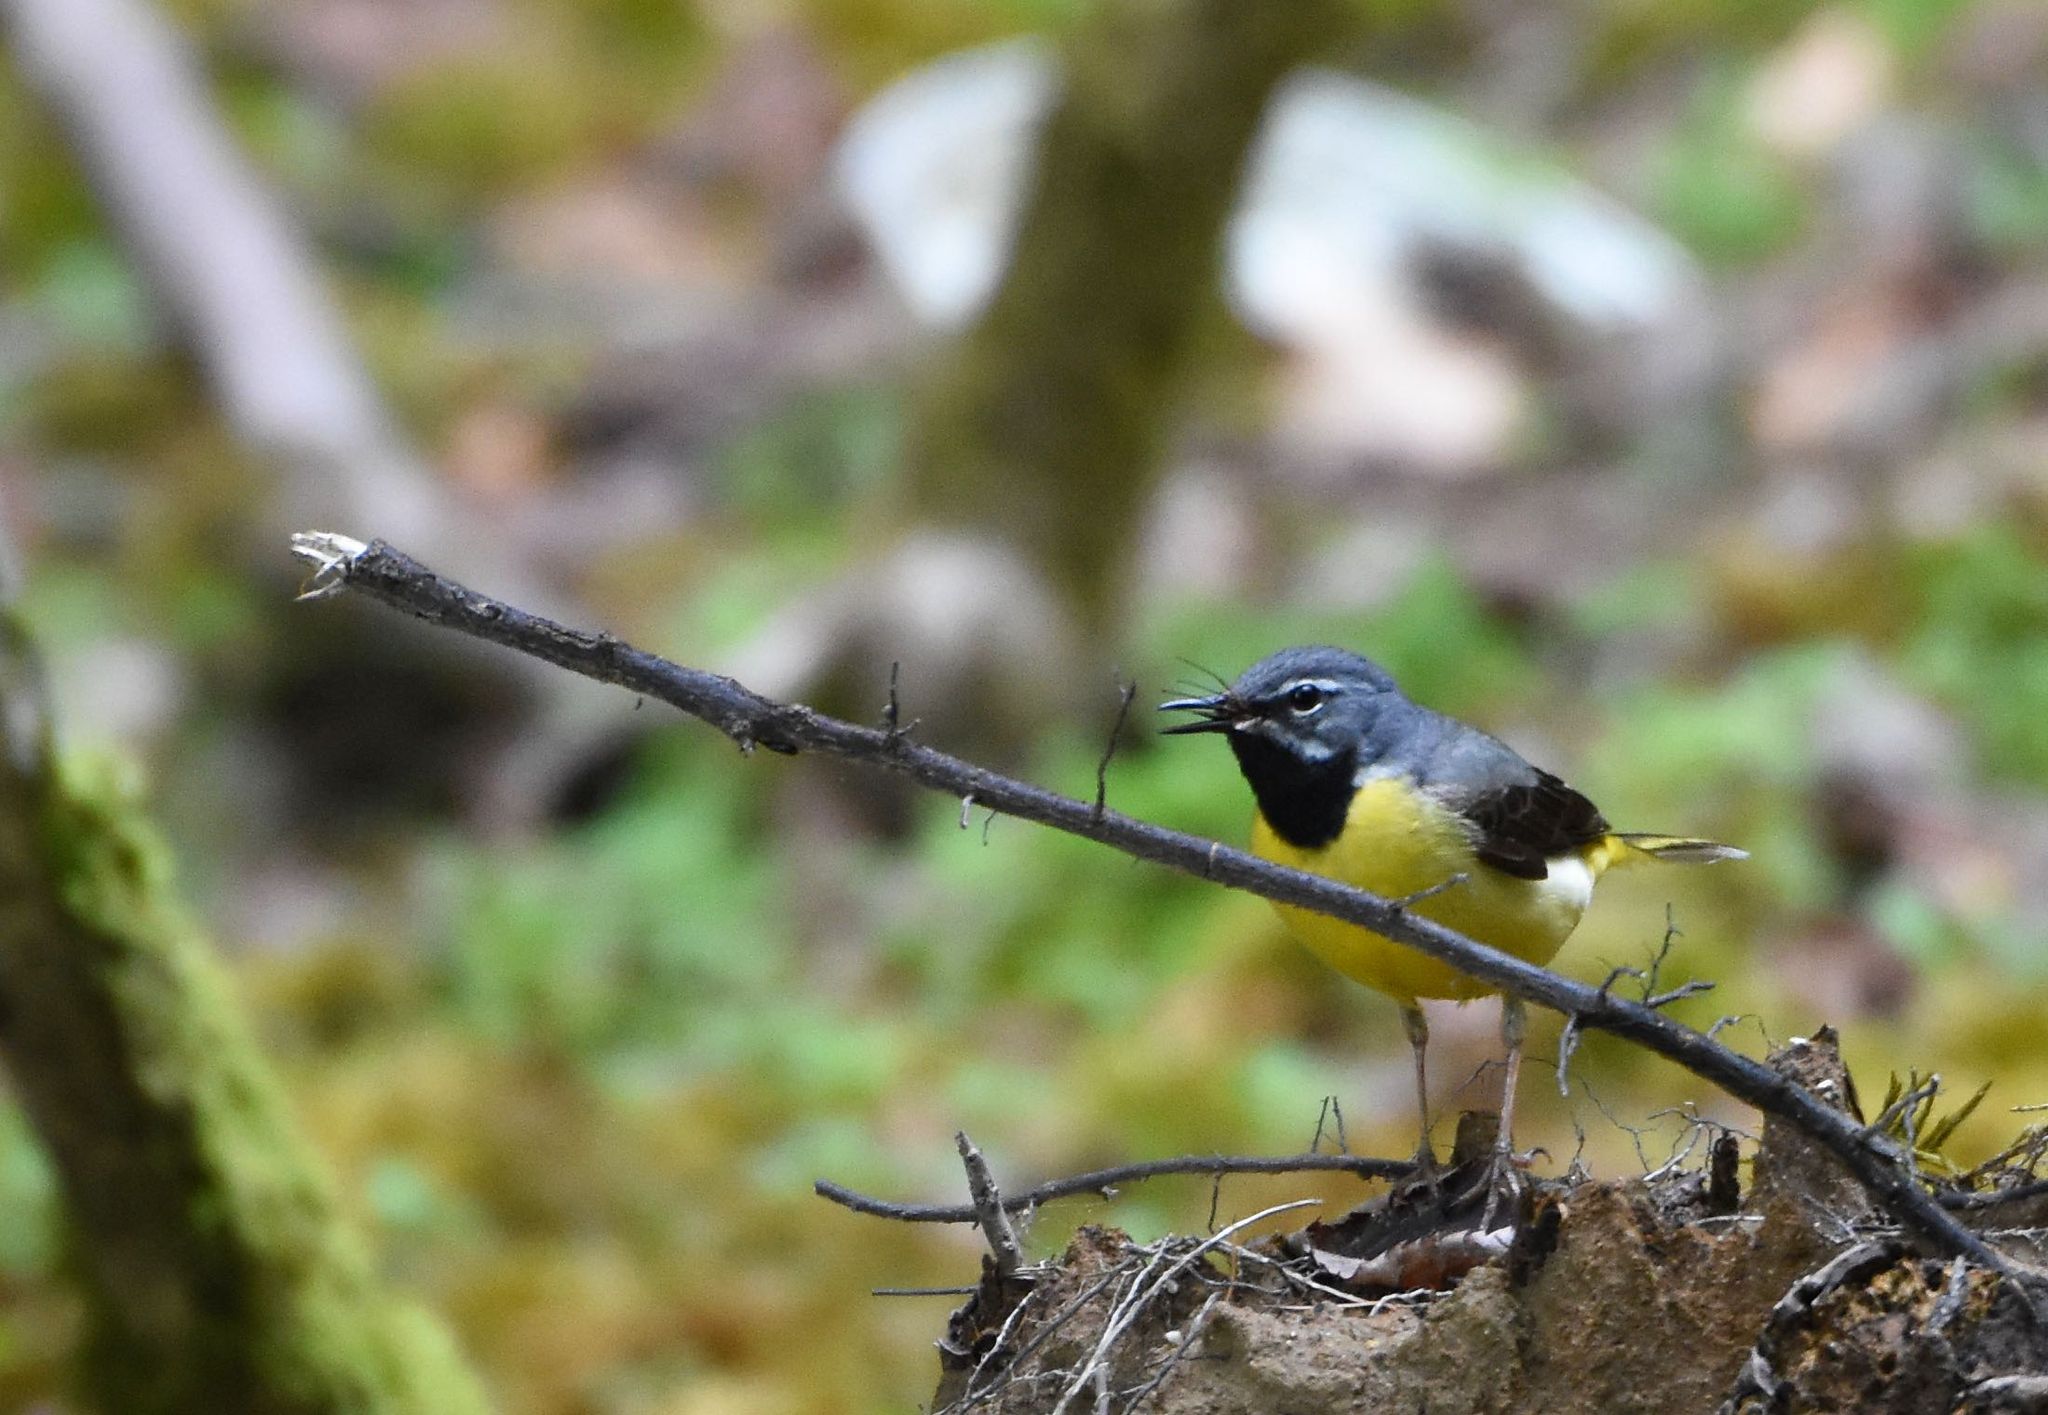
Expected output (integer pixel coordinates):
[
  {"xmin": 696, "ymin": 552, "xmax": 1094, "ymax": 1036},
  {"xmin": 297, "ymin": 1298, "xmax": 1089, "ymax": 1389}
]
[{"xmin": 1227, "ymin": 732, "xmax": 1357, "ymax": 851}]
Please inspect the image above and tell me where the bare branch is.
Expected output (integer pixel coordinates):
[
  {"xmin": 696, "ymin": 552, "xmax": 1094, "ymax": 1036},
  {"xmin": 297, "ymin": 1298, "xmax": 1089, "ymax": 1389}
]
[
  {"xmin": 816, "ymin": 1152, "xmax": 1416, "ymax": 1223},
  {"xmin": 286, "ymin": 533, "xmax": 2009, "ymax": 1269},
  {"xmin": 1647, "ymin": 906, "xmax": 1681, "ymax": 995},
  {"xmin": 1555, "ymin": 1014, "xmax": 1587, "ymax": 1099}
]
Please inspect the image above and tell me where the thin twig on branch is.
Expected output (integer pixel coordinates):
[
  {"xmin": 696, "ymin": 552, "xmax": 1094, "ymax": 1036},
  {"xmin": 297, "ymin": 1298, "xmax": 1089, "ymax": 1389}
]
[
  {"xmin": 1942, "ymin": 1178, "xmax": 2048, "ymax": 1212},
  {"xmin": 815, "ymin": 1152, "xmax": 1416, "ymax": 1223},
  {"xmin": 1093, "ymin": 679, "xmax": 1137, "ymax": 823},
  {"xmin": 286, "ymin": 532, "xmax": 2007, "ymax": 1270}
]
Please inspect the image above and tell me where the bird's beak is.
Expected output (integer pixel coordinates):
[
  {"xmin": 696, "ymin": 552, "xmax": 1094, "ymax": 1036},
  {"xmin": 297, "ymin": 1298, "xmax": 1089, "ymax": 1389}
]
[{"xmin": 1159, "ymin": 693, "xmax": 1241, "ymax": 735}]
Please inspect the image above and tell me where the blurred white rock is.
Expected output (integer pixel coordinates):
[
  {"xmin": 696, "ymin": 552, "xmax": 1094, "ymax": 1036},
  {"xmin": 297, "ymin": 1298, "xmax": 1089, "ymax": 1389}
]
[
  {"xmin": 834, "ymin": 40, "xmax": 1705, "ymax": 469},
  {"xmin": 1234, "ymin": 69, "xmax": 1699, "ymax": 335},
  {"xmin": 833, "ymin": 41, "xmax": 1059, "ymax": 329}
]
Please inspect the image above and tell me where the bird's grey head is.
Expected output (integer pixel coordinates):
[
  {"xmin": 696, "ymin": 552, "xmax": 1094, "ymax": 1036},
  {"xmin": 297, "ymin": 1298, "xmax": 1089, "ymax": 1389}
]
[
  {"xmin": 1161, "ymin": 646, "xmax": 1400, "ymax": 758},
  {"xmin": 1161, "ymin": 646, "xmax": 1405, "ymax": 847}
]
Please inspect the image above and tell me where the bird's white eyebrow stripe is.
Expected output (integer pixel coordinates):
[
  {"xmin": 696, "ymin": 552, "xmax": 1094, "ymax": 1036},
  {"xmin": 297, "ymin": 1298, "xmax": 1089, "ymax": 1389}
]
[{"xmin": 1277, "ymin": 678, "xmax": 1344, "ymax": 695}]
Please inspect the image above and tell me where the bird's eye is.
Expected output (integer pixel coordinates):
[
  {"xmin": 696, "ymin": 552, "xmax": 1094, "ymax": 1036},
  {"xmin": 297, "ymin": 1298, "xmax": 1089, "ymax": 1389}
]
[{"xmin": 1285, "ymin": 684, "xmax": 1325, "ymax": 714}]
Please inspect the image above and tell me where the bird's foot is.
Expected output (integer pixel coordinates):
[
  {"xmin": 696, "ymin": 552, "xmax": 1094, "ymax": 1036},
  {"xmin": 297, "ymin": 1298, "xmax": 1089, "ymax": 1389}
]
[
  {"xmin": 1399, "ymin": 1135, "xmax": 1443, "ymax": 1196},
  {"xmin": 1477, "ymin": 1143, "xmax": 1528, "ymax": 1233}
]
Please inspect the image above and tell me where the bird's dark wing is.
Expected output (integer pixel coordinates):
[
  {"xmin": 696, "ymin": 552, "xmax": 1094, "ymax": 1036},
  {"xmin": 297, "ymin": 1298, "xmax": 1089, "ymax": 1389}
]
[
  {"xmin": 1388, "ymin": 706, "xmax": 1613, "ymax": 881},
  {"xmin": 1450, "ymin": 770, "xmax": 1611, "ymax": 881}
]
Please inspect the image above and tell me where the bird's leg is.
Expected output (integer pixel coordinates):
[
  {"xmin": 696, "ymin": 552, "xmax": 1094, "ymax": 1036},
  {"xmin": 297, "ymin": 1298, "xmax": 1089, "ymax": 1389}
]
[
  {"xmin": 1400, "ymin": 1003, "xmax": 1437, "ymax": 1176},
  {"xmin": 1483, "ymin": 994, "xmax": 1528, "ymax": 1229}
]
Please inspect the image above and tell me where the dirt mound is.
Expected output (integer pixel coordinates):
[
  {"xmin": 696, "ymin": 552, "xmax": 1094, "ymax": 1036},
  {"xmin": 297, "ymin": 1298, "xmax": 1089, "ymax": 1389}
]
[{"xmin": 927, "ymin": 1035, "xmax": 2048, "ymax": 1414}]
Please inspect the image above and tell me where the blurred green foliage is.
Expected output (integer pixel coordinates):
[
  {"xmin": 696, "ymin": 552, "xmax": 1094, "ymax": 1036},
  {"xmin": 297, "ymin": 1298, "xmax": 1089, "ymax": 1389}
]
[
  {"xmin": 1969, "ymin": 134, "xmax": 2048, "ymax": 257},
  {"xmin": 0, "ymin": 0, "xmax": 2046, "ymax": 1410},
  {"xmin": 1654, "ymin": 71, "xmax": 1809, "ymax": 264},
  {"xmin": 1860, "ymin": 0, "xmax": 1970, "ymax": 52},
  {"xmin": 1905, "ymin": 527, "xmax": 2048, "ymax": 786}
]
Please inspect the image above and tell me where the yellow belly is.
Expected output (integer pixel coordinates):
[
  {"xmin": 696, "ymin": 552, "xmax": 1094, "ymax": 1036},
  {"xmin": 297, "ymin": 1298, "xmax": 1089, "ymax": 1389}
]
[{"xmin": 1252, "ymin": 777, "xmax": 1600, "ymax": 1003}]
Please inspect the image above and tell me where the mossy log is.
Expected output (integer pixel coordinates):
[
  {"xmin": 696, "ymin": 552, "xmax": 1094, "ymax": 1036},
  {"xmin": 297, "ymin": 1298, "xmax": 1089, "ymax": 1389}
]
[{"xmin": 0, "ymin": 619, "xmax": 488, "ymax": 1412}]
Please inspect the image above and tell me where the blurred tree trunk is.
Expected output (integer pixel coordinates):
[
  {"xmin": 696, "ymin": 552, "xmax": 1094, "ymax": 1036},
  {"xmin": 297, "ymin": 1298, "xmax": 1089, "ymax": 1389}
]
[
  {"xmin": 0, "ymin": 603, "xmax": 487, "ymax": 1410},
  {"xmin": 1, "ymin": 0, "xmax": 645, "ymax": 832},
  {"xmin": 909, "ymin": 0, "xmax": 1343, "ymax": 633}
]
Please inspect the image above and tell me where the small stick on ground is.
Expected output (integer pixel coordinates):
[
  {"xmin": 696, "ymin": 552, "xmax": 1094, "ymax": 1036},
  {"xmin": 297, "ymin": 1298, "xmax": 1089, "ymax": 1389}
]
[
  {"xmin": 953, "ymin": 1265, "xmax": 1127, "ymax": 1412},
  {"xmin": 1942, "ymin": 1177, "xmax": 2048, "ymax": 1211},
  {"xmin": 874, "ymin": 1285, "xmax": 980, "ymax": 1297},
  {"xmin": 817, "ymin": 1151, "xmax": 1415, "ymax": 1224},
  {"xmin": 958, "ymin": 1131, "xmax": 1026, "ymax": 1276},
  {"xmin": 1124, "ymin": 1291, "xmax": 1221, "ymax": 1414}
]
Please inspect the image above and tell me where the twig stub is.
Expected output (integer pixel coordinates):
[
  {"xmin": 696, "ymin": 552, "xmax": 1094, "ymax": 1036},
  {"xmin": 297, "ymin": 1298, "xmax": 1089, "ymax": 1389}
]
[{"xmin": 957, "ymin": 1131, "xmax": 1027, "ymax": 1276}]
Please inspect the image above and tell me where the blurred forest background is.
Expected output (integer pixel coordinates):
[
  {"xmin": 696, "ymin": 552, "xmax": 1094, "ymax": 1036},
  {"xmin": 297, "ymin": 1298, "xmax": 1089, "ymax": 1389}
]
[{"xmin": 3, "ymin": 0, "xmax": 2048, "ymax": 1409}]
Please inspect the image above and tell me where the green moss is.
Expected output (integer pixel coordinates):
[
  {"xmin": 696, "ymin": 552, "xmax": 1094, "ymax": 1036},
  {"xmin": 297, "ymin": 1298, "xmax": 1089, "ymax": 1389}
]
[{"xmin": 21, "ymin": 752, "xmax": 491, "ymax": 1413}]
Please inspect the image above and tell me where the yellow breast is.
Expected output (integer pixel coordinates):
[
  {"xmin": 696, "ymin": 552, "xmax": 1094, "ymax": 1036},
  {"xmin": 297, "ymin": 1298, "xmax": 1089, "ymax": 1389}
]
[{"xmin": 1251, "ymin": 776, "xmax": 1596, "ymax": 1003}]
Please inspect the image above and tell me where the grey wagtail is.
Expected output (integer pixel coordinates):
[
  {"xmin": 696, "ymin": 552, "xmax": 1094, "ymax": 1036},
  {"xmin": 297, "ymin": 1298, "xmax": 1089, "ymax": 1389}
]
[{"xmin": 1162, "ymin": 645, "xmax": 1745, "ymax": 1175}]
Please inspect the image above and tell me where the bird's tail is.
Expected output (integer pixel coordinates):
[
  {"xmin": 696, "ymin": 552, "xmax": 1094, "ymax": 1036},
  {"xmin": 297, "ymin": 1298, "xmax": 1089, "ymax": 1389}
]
[{"xmin": 1610, "ymin": 833, "xmax": 1749, "ymax": 865}]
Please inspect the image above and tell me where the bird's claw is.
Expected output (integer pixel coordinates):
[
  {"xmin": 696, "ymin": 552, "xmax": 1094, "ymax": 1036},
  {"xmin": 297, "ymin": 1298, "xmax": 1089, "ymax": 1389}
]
[
  {"xmin": 1478, "ymin": 1145, "xmax": 1529, "ymax": 1232},
  {"xmin": 1399, "ymin": 1136, "xmax": 1443, "ymax": 1198}
]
